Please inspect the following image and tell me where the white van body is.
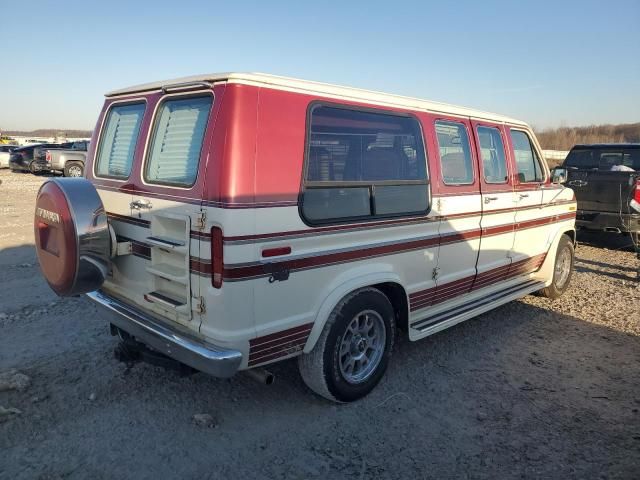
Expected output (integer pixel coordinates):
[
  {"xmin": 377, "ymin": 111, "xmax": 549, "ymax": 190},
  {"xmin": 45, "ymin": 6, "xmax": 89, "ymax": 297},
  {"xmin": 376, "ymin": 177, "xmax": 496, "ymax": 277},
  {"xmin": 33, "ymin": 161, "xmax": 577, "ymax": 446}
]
[{"xmin": 33, "ymin": 73, "xmax": 577, "ymax": 401}]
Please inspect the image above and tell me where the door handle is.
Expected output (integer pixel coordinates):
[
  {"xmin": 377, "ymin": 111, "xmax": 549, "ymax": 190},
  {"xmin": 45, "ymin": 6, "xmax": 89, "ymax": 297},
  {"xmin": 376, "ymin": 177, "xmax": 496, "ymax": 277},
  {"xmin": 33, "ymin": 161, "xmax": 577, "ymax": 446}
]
[
  {"xmin": 130, "ymin": 199, "xmax": 153, "ymax": 210},
  {"xmin": 519, "ymin": 193, "xmax": 529, "ymax": 199},
  {"xmin": 484, "ymin": 196, "xmax": 498, "ymax": 204}
]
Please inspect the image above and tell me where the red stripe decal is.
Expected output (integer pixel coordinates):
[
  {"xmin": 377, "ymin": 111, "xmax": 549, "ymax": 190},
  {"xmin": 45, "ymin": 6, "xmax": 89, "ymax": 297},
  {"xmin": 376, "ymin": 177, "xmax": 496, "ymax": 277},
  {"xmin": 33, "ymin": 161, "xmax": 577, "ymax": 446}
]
[
  {"xmin": 410, "ymin": 252, "xmax": 549, "ymax": 311},
  {"xmin": 248, "ymin": 323, "xmax": 313, "ymax": 366}
]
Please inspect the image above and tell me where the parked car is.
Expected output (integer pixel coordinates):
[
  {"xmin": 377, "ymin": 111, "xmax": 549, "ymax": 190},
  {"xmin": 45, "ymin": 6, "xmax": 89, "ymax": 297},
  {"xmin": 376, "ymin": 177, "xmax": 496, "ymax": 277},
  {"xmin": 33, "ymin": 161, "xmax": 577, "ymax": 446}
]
[
  {"xmin": 33, "ymin": 140, "xmax": 89, "ymax": 176},
  {"xmin": 32, "ymin": 73, "xmax": 577, "ymax": 402},
  {"xmin": 0, "ymin": 145, "xmax": 17, "ymax": 168},
  {"xmin": 562, "ymin": 144, "xmax": 640, "ymax": 245},
  {"xmin": 9, "ymin": 143, "xmax": 63, "ymax": 173},
  {"xmin": 32, "ymin": 142, "xmax": 73, "ymax": 169}
]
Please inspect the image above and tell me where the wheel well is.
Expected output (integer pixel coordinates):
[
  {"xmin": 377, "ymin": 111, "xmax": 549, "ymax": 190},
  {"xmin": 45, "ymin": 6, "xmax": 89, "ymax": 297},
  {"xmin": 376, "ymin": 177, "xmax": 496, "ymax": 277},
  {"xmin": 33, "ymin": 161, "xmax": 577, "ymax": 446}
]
[
  {"xmin": 563, "ymin": 229, "xmax": 576, "ymax": 245},
  {"xmin": 373, "ymin": 282, "xmax": 409, "ymax": 332}
]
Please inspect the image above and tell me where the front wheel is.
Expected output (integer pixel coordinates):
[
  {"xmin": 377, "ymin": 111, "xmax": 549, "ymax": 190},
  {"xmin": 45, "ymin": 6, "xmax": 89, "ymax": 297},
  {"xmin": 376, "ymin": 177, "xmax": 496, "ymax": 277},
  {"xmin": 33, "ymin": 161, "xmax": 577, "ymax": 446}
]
[
  {"xmin": 539, "ymin": 234, "xmax": 575, "ymax": 299},
  {"xmin": 298, "ymin": 287, "xmax": 396, "ymax": 402}
]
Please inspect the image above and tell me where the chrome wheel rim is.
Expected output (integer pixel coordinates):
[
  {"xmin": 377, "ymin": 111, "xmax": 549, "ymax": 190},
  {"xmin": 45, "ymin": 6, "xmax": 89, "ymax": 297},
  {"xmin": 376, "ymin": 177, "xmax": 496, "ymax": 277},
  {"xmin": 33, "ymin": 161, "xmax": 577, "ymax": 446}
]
[
  {"xmin": 68, "ymin": 166, "xmax": 82, "ymax": 177},
  {"xmin": 555, "ymin": 247, "xmax": 572, "ymax": 289},
  {"xmin": 338, "ymin": 309, "xmax": 386, "ymax": 384}
]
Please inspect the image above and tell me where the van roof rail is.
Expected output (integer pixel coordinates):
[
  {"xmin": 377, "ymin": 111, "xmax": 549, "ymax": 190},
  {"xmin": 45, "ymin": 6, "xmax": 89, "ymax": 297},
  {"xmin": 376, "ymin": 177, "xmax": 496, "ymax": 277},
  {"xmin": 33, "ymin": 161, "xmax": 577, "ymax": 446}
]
[{"xmin": 161, "ymin": 81, "xmax": 213, "ymax": 94}]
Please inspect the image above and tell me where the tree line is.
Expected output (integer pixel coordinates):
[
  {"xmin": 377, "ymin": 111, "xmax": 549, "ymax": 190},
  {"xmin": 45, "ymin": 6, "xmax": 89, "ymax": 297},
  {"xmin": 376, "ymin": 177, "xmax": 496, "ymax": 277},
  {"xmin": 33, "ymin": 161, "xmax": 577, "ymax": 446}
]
[{"xmin": 535, "ymin": 123, "xmax": 640, "ymax": 151}]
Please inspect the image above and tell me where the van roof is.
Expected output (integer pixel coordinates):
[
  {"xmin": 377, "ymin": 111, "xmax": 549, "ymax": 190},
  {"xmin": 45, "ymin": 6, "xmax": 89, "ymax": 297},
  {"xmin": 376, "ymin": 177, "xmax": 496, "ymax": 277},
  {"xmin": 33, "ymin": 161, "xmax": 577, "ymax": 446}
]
[{"xmin": 105, "ymin": 72, "xmax": 527, "ymax": 127}]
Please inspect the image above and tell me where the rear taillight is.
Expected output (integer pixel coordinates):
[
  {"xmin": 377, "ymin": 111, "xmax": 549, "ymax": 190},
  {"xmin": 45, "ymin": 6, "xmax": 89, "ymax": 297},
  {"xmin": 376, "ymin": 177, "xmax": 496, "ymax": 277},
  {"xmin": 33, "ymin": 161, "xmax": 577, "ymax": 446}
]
[
  {"xmin": 46, "ymin": 151, "xmax": 51, "ymax": 162},
  {"xmin": 211, "ymin": 226, "xmax": 223, "ymax": 288},
  {"xmin": 631, "ymin": 178, "xmax": 640, "ymax": 213}
]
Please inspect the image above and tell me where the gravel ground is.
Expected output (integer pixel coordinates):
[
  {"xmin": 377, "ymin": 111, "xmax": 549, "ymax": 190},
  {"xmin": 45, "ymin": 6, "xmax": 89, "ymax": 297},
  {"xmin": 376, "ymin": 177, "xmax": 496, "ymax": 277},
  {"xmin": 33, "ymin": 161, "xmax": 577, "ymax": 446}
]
[{"xmin": 1, "ymin": 169, "xmax": 639, "ymax": 479}]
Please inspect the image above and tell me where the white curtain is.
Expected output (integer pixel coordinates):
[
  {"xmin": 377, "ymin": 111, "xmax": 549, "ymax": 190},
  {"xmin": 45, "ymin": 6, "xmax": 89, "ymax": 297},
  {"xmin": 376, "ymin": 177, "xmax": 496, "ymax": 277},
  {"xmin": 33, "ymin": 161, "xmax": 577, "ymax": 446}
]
[
  {"xmin": 145, "ymin": 96, "xmax": 211, "ymax": 186},
  {"xmin": 96, "ymin": 103, "xmax": 145, "ymax": 178}
]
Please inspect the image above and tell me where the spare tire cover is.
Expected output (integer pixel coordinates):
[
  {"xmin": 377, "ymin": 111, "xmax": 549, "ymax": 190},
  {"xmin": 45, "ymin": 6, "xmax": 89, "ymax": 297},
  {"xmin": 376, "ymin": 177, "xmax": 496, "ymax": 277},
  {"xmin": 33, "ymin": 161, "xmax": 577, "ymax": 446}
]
[{"xmin": 34, "ymin": 178, "xmax": 110, "ymax": 296}]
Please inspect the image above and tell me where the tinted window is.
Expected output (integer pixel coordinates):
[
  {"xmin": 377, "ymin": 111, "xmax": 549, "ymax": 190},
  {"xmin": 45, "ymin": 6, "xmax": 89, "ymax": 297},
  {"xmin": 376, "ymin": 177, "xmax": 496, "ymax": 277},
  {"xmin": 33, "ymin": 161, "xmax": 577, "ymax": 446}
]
[
  {"xmin": 565, "ymin": 149, "xmax": 596, "ymax": 169},
  {"xmin": 597, "ymin": 151, "xmax": 623, "ymax": 170},
  {"xmin": 622, "ymin": 149, "xmax": 640, "ymax": 170},
  {"xmin": 510, "ymin": 130, "xmax": 544, "ymax": 182},
  {"xmin": 435, "ymin": 121, "xmax": 473, "ymax": 185},
  {"xmin": 302, "ymin": 105, "xmax": 428, "ymax": 223},
  {"xmin": 96, "ymin": 103, "xmax": 145, "ymax": 178},
  {"xmin": 145, "ymin": 95, "xmax": 212, "ymax": 187},
  {"xmin": 306, "ymin": 106, "xmax": 426, "ymax": 182},
  {"xmin": 477, "ymin": 126, "xmax": 508, "ymax": 183}
]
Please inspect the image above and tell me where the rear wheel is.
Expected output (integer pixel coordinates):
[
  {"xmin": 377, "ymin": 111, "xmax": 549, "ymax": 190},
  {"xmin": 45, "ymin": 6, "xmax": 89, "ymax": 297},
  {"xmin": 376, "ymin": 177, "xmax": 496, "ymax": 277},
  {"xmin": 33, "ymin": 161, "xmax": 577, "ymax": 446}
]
[
  {"xmin": 29, "ymin": 162, "xmax": 37, "ymax": 174},
  {"xmin": 539, "ymin": 234, "xmax": 574, "ymax": 299},
  {"xmin": 64, "ymin": 162, "xmax": 84, "ymax": 177},
  {"xmin": 298, "ymin": 287, "xmax": 395, "ymax": 402}
]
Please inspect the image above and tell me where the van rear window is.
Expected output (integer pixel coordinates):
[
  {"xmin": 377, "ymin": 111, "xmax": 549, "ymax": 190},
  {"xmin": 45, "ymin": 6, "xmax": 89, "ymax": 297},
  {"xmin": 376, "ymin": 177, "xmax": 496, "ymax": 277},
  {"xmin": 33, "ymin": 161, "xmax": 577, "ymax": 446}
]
[
  {"xmin": 302, "ymin": 104, "xmax": 428, "ymax": 224},
  {"xmin": 144, "ymin": 95, "xmax": 212, "ymax": 187},
  {"xmin": 95, "ymin": 102, "xmax": 145, "ymax": 179}
]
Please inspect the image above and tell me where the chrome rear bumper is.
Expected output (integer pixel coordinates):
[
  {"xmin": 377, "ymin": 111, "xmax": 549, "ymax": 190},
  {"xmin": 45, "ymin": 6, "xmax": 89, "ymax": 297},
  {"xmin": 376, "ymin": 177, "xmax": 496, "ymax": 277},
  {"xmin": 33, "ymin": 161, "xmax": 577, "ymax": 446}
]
[{"xmin": 87, "ymin": 290, "xmax": 243, "ymax": 378}]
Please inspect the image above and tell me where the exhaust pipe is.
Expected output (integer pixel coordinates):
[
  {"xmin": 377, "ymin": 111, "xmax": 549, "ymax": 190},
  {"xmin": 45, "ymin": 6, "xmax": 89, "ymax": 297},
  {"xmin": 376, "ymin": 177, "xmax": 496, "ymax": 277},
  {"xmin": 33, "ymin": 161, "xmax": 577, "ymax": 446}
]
[
  {"xmin": 245, "ymin": 368, "xmax": 275, "ymax": 385},
  {"xmin": 604, "ymin": 227, "xmax": 622, "ymax": 233}
]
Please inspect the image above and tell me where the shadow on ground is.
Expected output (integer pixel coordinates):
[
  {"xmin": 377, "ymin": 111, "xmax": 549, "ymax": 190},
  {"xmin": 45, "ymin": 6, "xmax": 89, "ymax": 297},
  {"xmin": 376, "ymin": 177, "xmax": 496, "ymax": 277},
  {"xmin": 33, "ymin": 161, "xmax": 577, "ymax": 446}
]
[{"xmin": 1, "ymin": 239, "xmax": 638, "ymax": 479}]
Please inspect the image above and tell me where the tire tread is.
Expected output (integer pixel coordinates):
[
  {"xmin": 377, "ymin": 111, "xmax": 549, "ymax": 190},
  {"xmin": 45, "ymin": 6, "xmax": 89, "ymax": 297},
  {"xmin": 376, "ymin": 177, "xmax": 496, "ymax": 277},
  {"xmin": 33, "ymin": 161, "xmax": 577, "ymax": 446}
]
[{"xmin": 298, "ymin": 287, "xmax": 389, "ymax": 402}]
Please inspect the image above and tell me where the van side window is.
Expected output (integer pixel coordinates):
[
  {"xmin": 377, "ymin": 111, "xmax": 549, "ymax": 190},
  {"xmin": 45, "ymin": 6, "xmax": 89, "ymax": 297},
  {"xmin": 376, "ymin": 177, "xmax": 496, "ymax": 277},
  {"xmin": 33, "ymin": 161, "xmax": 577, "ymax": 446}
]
[
  {"xmin": 95, "ymin": 102, "xmax": 145, "ymax": 179},
  {"xmin": 477, "ymin": 126, "xmax": 508, "ymax": 183},
  {"xmin": 435, "ymin": 121, "xmax": 473, "ymax": 185},
  {"xmin": 510, "ymin": 130, "xmax": 544, "ymax": 182},
  {"xmin": 144, "ymin": 95, "xmax": 212, "ymax": 187},
  {"xmin": 302, "ymin": 105, "xmax": 428, "ymax": 224}
]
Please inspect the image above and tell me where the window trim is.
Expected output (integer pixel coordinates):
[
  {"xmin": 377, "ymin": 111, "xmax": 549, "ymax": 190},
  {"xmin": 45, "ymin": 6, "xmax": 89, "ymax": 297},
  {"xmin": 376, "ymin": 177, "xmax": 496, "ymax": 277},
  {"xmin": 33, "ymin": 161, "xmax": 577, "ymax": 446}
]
[
  {"xmin": 140, "ymin": 90, "xmax": 214, "ymax": 190},
  {"xmin": 93, "ymin": 98, "xmax": 147, "ymax": 182},
  {"xmin": 435, "ymin": 119, "xmax": 476, "ymax": 186},
  {"xmin": 476, "ymin": 125, "xmax": 509, "ymax": 185},
  {"xmin": 299, "ymin": 101, "xmax": 431, "ymax": 227},
  {"xmin": 509, "ymin": 128, "xmax": 547, "ymax": 184}
]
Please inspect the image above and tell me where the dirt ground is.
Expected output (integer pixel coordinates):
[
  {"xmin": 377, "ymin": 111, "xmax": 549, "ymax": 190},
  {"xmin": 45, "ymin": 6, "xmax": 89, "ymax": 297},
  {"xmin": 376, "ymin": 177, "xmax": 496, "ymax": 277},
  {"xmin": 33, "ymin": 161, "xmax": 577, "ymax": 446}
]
[{"xmin": 1, "ymin": 169, "xmax": 639, "ymax": 480}]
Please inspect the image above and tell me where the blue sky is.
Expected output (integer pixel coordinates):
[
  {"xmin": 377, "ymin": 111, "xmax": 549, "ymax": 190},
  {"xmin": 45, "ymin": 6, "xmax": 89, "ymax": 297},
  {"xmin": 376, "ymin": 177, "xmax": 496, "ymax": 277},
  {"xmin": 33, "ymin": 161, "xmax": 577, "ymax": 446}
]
[{"xmin": 1, "ymin": 0, "xmax": 638, "ymax": 131}]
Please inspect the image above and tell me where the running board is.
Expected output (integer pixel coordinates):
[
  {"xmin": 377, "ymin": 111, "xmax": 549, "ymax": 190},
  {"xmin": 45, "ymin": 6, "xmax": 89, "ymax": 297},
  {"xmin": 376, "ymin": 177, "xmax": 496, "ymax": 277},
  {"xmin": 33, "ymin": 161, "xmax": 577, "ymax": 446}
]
[{"xmin": 410, "ymin": 279, "xmax": 545, "ymax": 337}]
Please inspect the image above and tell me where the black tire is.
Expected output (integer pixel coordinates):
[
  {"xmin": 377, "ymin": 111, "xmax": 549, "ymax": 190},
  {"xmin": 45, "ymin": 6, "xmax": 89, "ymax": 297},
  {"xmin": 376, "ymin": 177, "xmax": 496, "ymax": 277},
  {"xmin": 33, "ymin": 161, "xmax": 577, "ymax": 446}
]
[
  {"xmin": 539, "ymin": 234, "xmax": 575, "ymax": 299},
  {"xmin": 64, "ymin": 161, "xmax": 84, "ymax": 178},
  {"xmin": 298, "ymin": 287, "xmax": 396, "ymax": 402},
  {"xmin": 29, "ymin": 162, "xmax": 38, "ymax": 174}
]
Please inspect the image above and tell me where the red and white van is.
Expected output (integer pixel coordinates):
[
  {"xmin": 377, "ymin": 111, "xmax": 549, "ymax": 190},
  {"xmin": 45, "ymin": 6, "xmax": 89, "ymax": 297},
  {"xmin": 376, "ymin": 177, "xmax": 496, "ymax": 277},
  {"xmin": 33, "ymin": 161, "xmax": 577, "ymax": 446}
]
[{"xmin": 33, "ymin": 73, "xmax": 576, "ymax": 402}]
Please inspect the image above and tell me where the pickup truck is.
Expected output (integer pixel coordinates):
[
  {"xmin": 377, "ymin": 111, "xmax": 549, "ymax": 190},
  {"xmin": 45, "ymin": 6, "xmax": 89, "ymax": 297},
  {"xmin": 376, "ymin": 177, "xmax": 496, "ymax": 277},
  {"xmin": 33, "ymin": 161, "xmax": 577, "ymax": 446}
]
[
  {"xmin": 562, "ymin": 144, "xmax": 640, "ymax": 246},
  {"xmin": 34, "ymin": 140, "xmax": 89, "ymax": 177}
]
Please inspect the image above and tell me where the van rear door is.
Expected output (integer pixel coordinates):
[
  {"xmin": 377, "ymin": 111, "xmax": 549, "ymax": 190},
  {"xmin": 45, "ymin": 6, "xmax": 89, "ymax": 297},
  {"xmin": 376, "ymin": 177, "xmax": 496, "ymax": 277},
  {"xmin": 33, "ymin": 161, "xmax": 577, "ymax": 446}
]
[
  {"xmin": 90, "ymin": 89, "xmax": 218, "ymax": 334},
  {"xmin": 129, "ymin": 92, "xmax": 214, "ymax": 328}
]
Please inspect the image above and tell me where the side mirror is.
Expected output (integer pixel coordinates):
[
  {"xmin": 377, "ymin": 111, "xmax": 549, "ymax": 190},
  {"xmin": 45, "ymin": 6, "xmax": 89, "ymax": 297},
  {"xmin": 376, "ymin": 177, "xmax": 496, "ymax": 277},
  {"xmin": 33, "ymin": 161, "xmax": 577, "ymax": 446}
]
[{"xmin": 552, "ymin": 167, "xmax": 568, "ymax": 184}]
